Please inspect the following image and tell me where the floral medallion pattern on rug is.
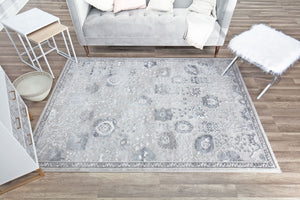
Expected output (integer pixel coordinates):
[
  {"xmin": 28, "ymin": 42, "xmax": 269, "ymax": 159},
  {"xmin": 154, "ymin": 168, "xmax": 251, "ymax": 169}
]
[{"xmin": 34, "ymin": 58, "xmax": 280, "ymax": 172}]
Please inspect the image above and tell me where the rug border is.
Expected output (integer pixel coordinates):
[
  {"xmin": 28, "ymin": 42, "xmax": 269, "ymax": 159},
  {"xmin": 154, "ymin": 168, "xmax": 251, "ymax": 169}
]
[
  {"xmin": 230, "ymin": 60, "xmax": 281, "ymax": 173},
  {"xmin": 34, "ymin": 57, "xmax": 281, "ymax": 173}
]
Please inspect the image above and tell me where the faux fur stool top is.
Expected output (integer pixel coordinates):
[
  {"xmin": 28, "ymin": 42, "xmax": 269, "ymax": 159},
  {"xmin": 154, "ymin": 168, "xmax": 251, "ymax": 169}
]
[{"xmin": 229, "ymin": 24, "xmax": 300, "ymax": 75}]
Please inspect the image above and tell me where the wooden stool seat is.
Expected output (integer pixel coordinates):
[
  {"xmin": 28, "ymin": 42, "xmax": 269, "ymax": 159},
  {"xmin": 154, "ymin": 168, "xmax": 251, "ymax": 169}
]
[{"xmin": 27, "ymin": 22, "xmax": 68, "ymax": 44}]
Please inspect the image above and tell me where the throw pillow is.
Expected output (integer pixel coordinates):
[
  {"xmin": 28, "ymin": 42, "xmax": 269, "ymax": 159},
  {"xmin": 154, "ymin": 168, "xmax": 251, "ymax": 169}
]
[
  {"xmin": 114, "ymin": 0, "xmax": 146, "ymax": 13},
  {"xmin": 188, "ymin": 0, "xmax": 216, "ymax": 18},
  {"xmin": 147, "ymin": 0, "xmax": 175, "ymax": 12},
  {"xmin": 83, "ymin": 0, "xmax": 114, "ymax": 12}
]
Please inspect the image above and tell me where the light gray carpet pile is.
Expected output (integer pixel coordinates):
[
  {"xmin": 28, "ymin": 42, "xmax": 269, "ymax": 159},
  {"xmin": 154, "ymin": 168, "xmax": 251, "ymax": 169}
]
[{"xmin": 34, "ymin": 58, "xmax": 280, "ymax": 172}]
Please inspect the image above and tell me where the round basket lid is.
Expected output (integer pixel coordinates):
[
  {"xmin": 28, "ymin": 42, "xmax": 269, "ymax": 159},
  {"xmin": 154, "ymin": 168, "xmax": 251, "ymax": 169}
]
[{"xmin": 13, "ymin": 71, "xmax": 53, "ymax": 97}]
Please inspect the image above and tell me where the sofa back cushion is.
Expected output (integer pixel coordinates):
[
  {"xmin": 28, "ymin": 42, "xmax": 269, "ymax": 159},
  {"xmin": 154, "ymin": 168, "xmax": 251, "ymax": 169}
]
[
  {"xmin": 173, "ymin": 0, "xmax": 231, "ymax": 22},
  {"xmin": 174, "ymin": 0, "xmax": 193, "ymax": 8},
  {"xmin": 146, "ymin": 0, "xmax": 223, "ymax": 10},
  {"xmin": 114, "ymin": 0, "xmax": 146, "ymax": 13},
  {"xmin": 146, "ymin": 0, "xmax": 192, "ymax": 8}
]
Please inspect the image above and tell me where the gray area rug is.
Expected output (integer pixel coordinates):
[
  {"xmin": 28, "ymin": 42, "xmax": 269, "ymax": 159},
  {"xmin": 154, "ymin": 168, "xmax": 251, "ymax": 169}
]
[{"xmin": 34, "ymin": 58, "xmax": 280, "ymax": 172}]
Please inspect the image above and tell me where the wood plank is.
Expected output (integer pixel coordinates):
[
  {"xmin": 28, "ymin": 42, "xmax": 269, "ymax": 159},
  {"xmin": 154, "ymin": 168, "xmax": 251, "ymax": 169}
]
[{"xmin": 237, "ymin": 184, "xmax": 300, "ymax": 198}]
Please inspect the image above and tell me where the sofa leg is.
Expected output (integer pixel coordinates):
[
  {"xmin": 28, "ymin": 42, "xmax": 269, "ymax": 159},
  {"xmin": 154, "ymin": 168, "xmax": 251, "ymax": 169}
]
[
  {"xmin": 214, "ymin": 46, "xmax": 220, "ymax": 57},
  {"xmin": 83, "ymin": 46, "xmax": 90, "ymax": 57}
]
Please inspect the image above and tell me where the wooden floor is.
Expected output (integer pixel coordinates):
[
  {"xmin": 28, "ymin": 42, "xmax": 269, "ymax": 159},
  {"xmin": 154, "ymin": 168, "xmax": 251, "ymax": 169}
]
[{"xmin": 1, "ymin": 0, "xmax": 300, "ymax": 199}]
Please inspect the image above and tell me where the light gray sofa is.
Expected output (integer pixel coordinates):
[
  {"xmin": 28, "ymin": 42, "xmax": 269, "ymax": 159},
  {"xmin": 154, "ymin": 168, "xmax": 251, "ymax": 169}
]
[{"xmin": 66, "ymin": 0, "xmax": 237, "ymax": 56}]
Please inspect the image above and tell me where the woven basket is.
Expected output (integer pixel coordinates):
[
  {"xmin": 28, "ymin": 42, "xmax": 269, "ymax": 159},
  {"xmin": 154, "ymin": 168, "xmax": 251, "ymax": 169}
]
[{"xmin": 13, "ymin": 71, "xmax": 53, "ymax": 101}]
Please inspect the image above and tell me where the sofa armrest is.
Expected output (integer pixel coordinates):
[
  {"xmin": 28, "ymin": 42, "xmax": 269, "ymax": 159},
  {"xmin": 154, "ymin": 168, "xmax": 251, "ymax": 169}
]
[
  {"xmin": 216, "ymin": 0, "xmax": 237, "ymax": 45},
  {"xmin": 66, "ymin": 0, "xmax": 90, "ymax": 45}
]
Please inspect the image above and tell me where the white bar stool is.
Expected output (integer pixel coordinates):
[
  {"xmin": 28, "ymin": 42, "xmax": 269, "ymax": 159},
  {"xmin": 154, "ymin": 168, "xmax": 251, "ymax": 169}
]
[
  {"xmin": 222, "ymin": 24, "xmax": 300, "ymax": 99},
  {"xmin": 1, "ymin": 8, "xmax": 77, "ymax": 78}
]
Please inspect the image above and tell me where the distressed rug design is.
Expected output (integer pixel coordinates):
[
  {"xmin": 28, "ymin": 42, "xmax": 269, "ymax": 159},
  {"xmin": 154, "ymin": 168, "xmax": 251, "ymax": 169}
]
[{"xmin": 34, "ymin": 58, "xmax": 280, "ymax": 172}]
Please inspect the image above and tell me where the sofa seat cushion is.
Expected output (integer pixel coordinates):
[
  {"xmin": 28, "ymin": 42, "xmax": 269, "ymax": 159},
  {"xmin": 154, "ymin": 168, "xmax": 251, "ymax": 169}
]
[{"xmin": 83, "ymin": 8, "xmax": 221, "ymax": 46}]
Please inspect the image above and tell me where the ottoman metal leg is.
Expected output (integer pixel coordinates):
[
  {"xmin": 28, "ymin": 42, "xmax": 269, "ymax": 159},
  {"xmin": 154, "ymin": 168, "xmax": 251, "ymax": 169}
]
[
  {"xmin": 222, "ymin": 56, "xmax": 239, "ymax": 76},
  {"xmin": 257, "ymin": 75, "xmax": 280, "ymax": 99}
]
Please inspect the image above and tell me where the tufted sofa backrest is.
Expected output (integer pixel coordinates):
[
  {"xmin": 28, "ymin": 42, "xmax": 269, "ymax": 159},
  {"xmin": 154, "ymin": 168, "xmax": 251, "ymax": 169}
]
[
  {"xmin": 145, "ymin": 0, "xmax": 193, "ymax": 8},
  {"xmin": 173, "ymin": 0, "xmax": 193, "ymax": 8},
  {"xmin": 146, "ymin": 0, "xmax": 224, "ymax": 15}
]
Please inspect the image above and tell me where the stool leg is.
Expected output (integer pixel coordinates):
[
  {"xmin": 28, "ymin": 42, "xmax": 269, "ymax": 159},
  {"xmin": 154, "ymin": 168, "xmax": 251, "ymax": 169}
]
[
  {"xmin": 4, "ymin": 27, "xmax": 24, "ymax": 63},
  {"xmin": 222, "ymin": 56, "xmax": 239, "ymax": 76},
  {"xmin": 38, "ymin": 43, "xmax": 54, "ymax": 78},
  {"xmin": 51, "ymin": 36, "xmax": 59, "ymax": 53},
  {"xmin": 25, "ymin": 37, "xmax": 43, "ymax": 71},
  {"xmin": 17, "ymin": 34, "xmax": 38, "ymax": 70},
  {"xmin": 257, "ymin": 75, "xmax": 279, "ymax": 100},
  {"xmin": 46, "ymin": 39, "xmax": 51, "ymax": 48},
  {"xmin": 61, "ymin": 31, "xmax": 71, "ymax": 59},
  {"xmin": 66, "ymin": 28, "xmax": 78, "ymax": 63}
]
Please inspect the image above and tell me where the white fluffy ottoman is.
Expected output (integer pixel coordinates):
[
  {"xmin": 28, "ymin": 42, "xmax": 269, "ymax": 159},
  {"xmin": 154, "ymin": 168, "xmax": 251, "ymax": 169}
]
[{"xmin": 223, "ymin": 24, "xmax": 300, "ymax": 99}]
